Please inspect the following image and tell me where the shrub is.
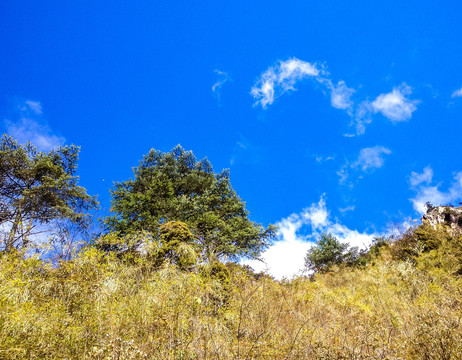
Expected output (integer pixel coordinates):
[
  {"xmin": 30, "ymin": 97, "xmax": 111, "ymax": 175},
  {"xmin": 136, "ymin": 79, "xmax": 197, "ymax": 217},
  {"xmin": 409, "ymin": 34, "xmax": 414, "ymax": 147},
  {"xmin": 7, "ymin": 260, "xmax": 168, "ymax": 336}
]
[{"xmin": 305, "ymin": 233, "xmax": 363, "ymax": 273}]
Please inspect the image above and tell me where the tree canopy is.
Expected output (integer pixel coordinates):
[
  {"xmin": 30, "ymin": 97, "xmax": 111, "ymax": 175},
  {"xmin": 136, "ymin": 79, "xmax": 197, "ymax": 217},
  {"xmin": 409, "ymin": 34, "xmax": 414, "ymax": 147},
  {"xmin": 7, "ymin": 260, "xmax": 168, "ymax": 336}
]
[
  {"xmin": 104, "ymin": 145, "xmax": 276, "ymax": 261},
  {"xmin": 305, "ymin": 233, "xmax": 360, "ymax": 273},
  {"xmin": 0, "ymin": 135, "xmax": 98, "ymax": 252}
]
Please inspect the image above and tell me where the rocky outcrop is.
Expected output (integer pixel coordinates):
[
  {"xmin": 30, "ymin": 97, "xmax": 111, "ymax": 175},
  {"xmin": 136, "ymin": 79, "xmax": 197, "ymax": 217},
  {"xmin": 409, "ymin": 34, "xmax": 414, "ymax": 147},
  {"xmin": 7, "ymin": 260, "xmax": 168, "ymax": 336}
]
[{"xmin": 422, "ymin": 206, "xmax": 462, "ymax": 235}]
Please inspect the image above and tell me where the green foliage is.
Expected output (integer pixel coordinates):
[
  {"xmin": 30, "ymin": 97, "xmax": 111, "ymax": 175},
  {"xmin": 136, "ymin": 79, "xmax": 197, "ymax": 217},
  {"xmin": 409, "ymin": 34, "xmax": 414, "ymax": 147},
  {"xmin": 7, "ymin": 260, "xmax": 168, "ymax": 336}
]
[
  {"xmin": 351, "ymin": 236, "xmax": 390, "ymax": 267},
  {"xmin": 0, "ymin": 135, "xmax": 98, "ymax": 252},
  {"xmin": 200, "ymin": 260, "xmax": 230, "ymax": 289},
  {"xmin": 158, "ymin": 221, "xmax": 198, "ymax": 269},
  {"xmin": 305, "ymin": 233, "xmax": 360, "ymax": 273},
  {"xmin": 389, "ymin": 222, "xmax": 462, "ymax": 277},
  {"xmin": 104, "ymin": 145, "xmax": 276, "ymax": 261},
  {"xmin": 304, "ymin": 234, "xmax": 391, "ymax": 274},
  {"xmin": 200, "ymin": 261, "xmax": 231, "ymax": 310},
  {"xmin": 96, "ymin": 223, "xmax": 199, "ymax": 270},
  {"xmin": 390, "ymin": 223, "xmax": 454, "ymax": 261},
  {"xmin": 368, "ymin": 236, "xmax": 390, "ymax": 258}
]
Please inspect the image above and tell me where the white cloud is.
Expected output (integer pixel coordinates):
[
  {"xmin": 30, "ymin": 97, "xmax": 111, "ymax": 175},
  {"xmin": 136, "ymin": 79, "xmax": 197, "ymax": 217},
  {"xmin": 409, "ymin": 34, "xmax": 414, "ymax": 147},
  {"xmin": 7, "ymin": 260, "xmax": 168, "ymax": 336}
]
[
  {"xmin": 314, "ymin": 154, "xmax": 336, "ymax": 163},
  {"xmin": 409, "ymin": 165, "xmax": 433, "ymax": 187},
  {"xmin": 347, "ymin": 101, "xmax": 373, "ymax": 136},
  {"xmin": 22, "ymin": 100, "xmax": 43, "ymax": 115},
  {"xmin": 410, "ymin": 185, "xmax": 450, "ymax": 214},
  {"xmin": 347, "ymin": 84, "xmax": 419, "ymax": 136},
  {"xmin": 371, "ymin": 83, "xmax": 419, "ymax": 122},
  {"xmin": 251, "ymin": 59, "xmax": 419, "ymax": 136},
  {"xmin": 338, "ymin": 146, "xmax": 391, "ymax": 184},
  {"xmin": 339, "ymin": 205, "xmax": 355, "ymax": 213},
  {"xmin": 353, "ymin": 146, "xmax": 392, "ymax": 171},
  {"xmin": 251, "ymin": 58, "xmax": 323, "ymax": 108},
  {"xmin": 212, "ymin": 70, "xmax": 231, "ymax": 102},
  {"xmin": 409, "ymin": 167, "xmax": 462, "ymax": 214},
  {"xmin": 244, "ymin": 196, "xmax": 375, "ymax": 279},
  {"xmin": 336, "ymin": 165, "xmax": 350, "ymax": 184},
  {"xmin": 251, "ymin": 58, "xmax": 357, "ymax": 111},
  {"xmin": 251, "ymin": 58, "xmax": 355, "ymax": 111},
  {"xmin": 300, "ymin": 197, "xmax": 330, "ymax": 230},
  {"xmin": 4, "ymin": 100, "xmax": 65, "ymax": 152},
  {"xmin": 244, "ymin": 236, "xmax": 314, "ymax": 280},
  {"xmin": 384, "ymin": 218, "xmax": 414, "ymax": 240},
  {"xmin": 451, "ymin": 87, "xmax": 462, "ymax": 98},
  {"xmin": 326, "ymin": 80, "xmax": 355, "ymax": 111}
]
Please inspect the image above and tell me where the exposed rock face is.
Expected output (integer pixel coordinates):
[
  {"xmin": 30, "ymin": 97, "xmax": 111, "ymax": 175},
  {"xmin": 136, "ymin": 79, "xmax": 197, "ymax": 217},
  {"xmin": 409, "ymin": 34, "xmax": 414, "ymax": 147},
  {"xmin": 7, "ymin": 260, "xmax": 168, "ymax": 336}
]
[{"xmin": 422, "ymin": 206, "xmax": 462, "ymax": 235}]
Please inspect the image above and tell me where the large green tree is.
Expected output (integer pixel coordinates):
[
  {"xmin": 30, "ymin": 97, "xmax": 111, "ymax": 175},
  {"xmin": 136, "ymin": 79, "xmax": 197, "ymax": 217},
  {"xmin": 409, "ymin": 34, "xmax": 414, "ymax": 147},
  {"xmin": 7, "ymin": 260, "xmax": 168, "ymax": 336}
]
[
  {"xmin": 105, "ymin": 145, "xmax": 276, "ymax": 261},
  {"xmin": 0, "ymin": 135, "xmax": 98, "ymax": 252}
]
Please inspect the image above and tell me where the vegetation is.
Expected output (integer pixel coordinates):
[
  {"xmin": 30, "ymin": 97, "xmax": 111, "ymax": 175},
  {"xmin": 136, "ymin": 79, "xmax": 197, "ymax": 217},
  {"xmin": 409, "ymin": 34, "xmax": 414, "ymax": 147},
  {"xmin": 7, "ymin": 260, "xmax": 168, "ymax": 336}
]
[
  {"xmin": 305, "ymin": 233, "xmax": 360, "ymax": 273},
  {"xmin": 0, "ymin": 135, "xmax": 98, "ymax": 253},
  {"xmin": 104, "ymin": 145, "xmax": 276, "ymax": 262},
  {"xmin": 1, "ymin": 224, "xmax": 461, "ymax": 359},
  {"xmin": 1, "ymin": 137, "xmax": 462, "ymax": 359},
  {"xmin": 305, "ymin": 234, "xmax": 391, "ymax": 274}
]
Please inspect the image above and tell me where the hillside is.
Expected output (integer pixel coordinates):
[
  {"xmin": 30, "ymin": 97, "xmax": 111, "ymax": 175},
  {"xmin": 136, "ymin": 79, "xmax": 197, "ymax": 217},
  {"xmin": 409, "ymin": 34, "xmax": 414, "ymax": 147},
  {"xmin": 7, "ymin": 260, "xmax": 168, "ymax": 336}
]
[{"xmin": 1, "ymin": 218, "xmax": 461, "ymax": 359}]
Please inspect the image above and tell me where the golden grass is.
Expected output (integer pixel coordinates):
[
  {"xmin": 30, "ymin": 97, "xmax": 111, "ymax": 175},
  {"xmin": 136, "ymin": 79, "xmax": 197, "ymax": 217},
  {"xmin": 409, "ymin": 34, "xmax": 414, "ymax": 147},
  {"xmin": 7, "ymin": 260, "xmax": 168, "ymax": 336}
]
[{"xmin": 0, "ymin": 244, "xmax": 461, "ymax": 359}]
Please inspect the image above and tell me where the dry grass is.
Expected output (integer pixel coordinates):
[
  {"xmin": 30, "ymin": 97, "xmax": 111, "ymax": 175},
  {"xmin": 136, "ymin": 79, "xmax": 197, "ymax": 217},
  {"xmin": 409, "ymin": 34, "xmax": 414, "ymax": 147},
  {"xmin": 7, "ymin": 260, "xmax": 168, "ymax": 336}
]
[{"xmin": 0, "ymin": 240, "xmax": 461, "ymax": 359}]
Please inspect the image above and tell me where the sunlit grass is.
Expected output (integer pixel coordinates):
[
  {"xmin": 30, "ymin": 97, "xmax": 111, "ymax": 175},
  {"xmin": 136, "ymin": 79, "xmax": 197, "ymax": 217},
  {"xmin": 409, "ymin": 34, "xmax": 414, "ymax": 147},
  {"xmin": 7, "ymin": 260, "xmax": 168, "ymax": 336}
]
[{"xmin": 1, "ymin": 229, "xmax": 461, "ymax": 359}]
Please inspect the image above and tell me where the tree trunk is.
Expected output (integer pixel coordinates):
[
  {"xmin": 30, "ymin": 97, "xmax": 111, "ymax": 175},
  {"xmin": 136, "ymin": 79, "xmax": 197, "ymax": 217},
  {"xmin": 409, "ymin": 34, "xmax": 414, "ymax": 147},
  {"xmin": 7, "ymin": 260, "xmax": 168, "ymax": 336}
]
[
  {"xmin": 6, "ymin": 208, "xmax": 22, "ymax": 253},
  {"xmin": 22, "ymin": 212, "xmax": 35, "ymax": 249}
]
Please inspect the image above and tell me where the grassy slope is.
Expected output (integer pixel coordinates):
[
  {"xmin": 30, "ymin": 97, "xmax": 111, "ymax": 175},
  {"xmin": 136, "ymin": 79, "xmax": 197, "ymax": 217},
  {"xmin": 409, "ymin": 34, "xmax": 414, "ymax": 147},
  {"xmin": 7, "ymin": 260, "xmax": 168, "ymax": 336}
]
[{"xmin": 1, "ymin": 227, "xmax": 461, "ymax": 359}]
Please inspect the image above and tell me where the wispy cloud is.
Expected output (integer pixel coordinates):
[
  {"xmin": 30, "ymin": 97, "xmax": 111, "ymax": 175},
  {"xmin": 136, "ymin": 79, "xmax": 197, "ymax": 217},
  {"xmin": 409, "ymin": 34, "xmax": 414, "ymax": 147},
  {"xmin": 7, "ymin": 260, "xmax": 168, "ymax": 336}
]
[
  {"xmin": 353, "ymin": 146, "xmax": 392, "ymax": 171},
  {"xmin": 329, "ymin": 80, "xmax": 355, "ymax": 110},
  {"xmin": 3, "ymin": 100, "xmax": 65, "ymax": 152},
  {"xmin": 250, "ymin": 58, "xmax": 324, "ymax": 108},
  {"xmin": 314, "ymin": 154, "xmax": 336, "ymax": 163},
  {"xmin": 370, "ymin": 83, "xmax": 419, "ymax": 122},
  {"xmin": 243, "ymin": 196, "xmax": 375, "ymax": 279},
  {"xmin": 21, "ymin": 100, "xmax": 43, "ymax": 115},
  {"xmin": 339, "ymin": 205, "xmax": 355, "ymax": 213},
  {"xmin": 338, "ymin": 146, "xmax": 392, "ymax": 184},
  {"xmin": 451, "ymin": 87, "xmax": 462, "ymax": 99},
  {"xmin": 229, "ymin": 135, "xmax": 262, "ymax": 166},
  {"xmin": 409, "ymin": 165, "xmax": 433, "ymax": 187},
  {"xmin": 337, "ymin": 166, "xmax": 350, "ymax": 184},
  {"xmin": 347, "ymin": 101, "xmax": 373, "ymax": 136},
  {"xmin": 315, "ymin": 78, "xmax": 356, "ymax": 111},
  {"xmin": 212, "ymin": 70, "xmax": 231, "ymax": 104},
  {"xmin": 251, "ymin": 58, "xmax": 420, "ymax": 136},
  {"xmin": 409, "ymin": 166, "xmax": 462, "ymax": 214},
  {"xmin": 348, "ymin": 83, "xmax": 419, "ymax": 136}
]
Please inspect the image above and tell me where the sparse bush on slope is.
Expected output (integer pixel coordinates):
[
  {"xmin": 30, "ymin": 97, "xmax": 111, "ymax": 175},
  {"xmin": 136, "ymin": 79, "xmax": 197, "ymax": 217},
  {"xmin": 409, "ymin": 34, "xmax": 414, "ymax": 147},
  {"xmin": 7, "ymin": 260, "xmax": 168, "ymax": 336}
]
[{"xmin": 304, "ymin": 233, "xmax": 390, "ymax": 275}]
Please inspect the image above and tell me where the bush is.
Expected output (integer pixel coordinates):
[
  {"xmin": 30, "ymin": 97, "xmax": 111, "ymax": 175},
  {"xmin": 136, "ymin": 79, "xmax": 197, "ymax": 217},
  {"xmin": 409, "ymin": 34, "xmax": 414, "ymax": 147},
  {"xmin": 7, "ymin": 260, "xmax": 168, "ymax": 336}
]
[
  {"xmin": 305, "ymin": 233, "xmax": 363, "ymax": 273},
  {"xmin": 390, "ymin": 223, "xmax": 453, "ymax": 261}
]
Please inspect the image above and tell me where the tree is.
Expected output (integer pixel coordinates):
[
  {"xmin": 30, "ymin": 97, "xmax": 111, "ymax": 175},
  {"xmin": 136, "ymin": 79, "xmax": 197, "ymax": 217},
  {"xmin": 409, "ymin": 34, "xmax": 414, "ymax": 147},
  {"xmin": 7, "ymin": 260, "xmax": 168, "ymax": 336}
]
[
  {"xmin": 104, "ymin": 145, "xmax": 276, "ymax": 261},
  {"xmin": 0, "ymin": 135, "xmax": 98, "ymax": 252},
  {"xmin": 304, "ymin": 233, "xmax": 359, "ymax": 273}
]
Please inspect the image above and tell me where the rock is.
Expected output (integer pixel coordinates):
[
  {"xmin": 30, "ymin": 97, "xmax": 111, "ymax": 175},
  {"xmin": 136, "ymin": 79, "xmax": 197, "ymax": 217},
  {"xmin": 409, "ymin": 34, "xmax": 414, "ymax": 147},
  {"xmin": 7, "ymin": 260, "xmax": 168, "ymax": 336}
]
[{"xmin": 422, "ymin": 206, "xmax": 462, "ymax": 235}]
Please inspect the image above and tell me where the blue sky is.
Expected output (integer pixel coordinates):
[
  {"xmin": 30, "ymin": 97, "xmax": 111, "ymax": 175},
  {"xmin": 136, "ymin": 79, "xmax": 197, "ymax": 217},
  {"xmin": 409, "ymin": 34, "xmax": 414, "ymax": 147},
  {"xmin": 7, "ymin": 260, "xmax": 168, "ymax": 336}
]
[{"xmin": 2, "ymin": 1, "xmax": 462, "ymax": 278}]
